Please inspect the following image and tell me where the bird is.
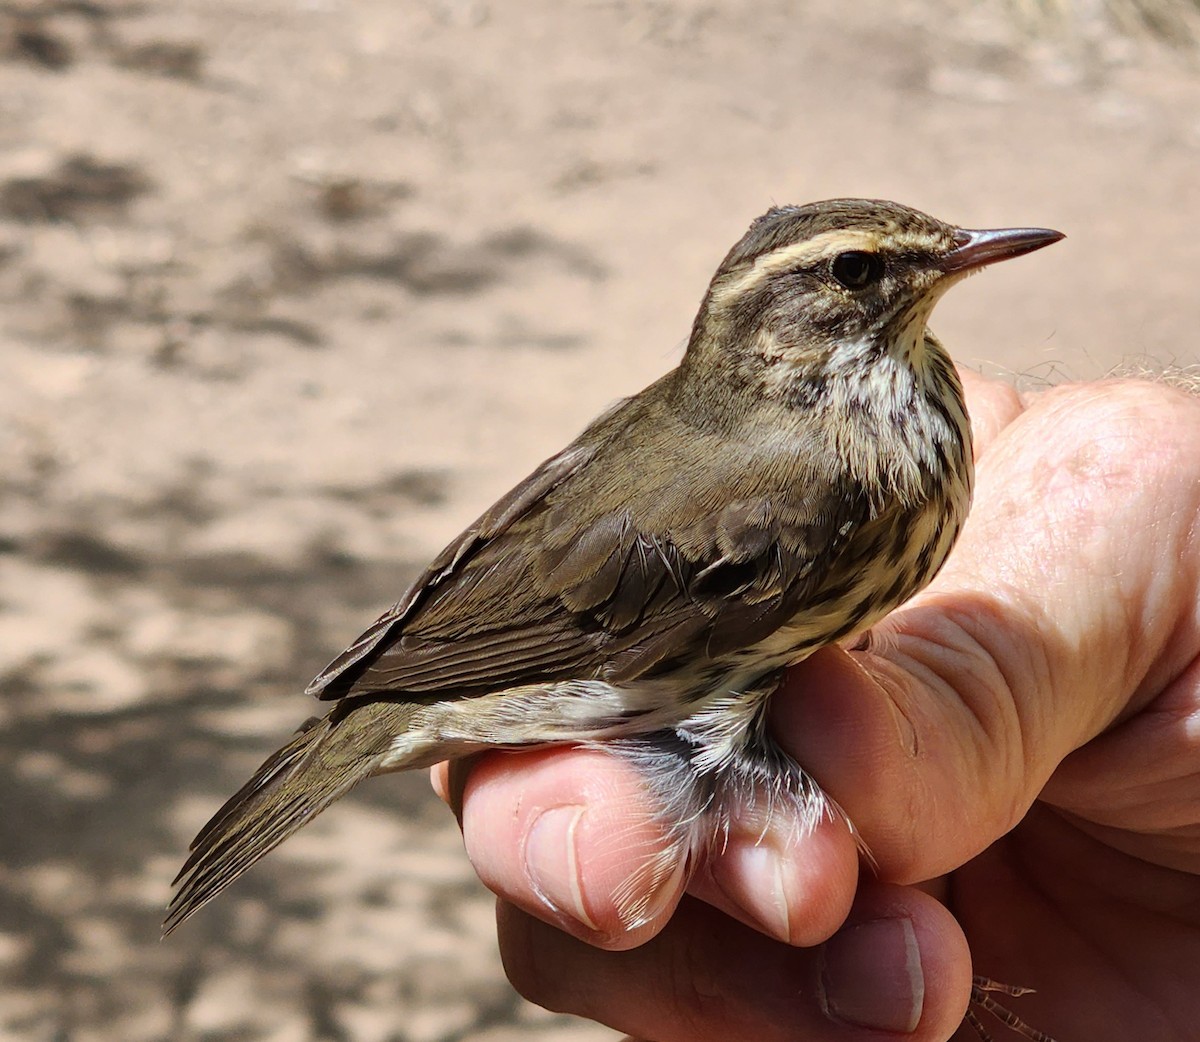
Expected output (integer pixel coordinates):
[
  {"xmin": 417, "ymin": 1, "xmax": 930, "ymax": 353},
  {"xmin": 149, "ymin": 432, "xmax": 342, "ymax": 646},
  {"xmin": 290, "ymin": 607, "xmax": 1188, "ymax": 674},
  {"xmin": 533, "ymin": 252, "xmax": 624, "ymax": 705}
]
[{"xmin": 167, "ymin": 198, "xmax": 1063, "ymax": 1039}]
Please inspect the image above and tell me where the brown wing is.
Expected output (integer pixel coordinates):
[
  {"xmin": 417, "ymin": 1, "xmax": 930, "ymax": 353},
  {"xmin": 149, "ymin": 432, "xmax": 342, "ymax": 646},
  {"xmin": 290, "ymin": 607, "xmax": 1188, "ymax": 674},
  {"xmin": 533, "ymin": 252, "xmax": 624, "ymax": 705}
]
[
  {"xmin": 308, "ymin": 384, "xmax": 871, "ymax": 705},
  {"xmin": 305, "ymin": 440, "xmax": 597, "ymax": 697}
]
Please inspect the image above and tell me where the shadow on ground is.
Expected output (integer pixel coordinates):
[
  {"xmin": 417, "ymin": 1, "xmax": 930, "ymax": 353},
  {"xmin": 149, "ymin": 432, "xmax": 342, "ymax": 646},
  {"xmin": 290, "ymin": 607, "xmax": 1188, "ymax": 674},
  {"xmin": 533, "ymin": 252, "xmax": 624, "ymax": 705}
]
[{"xmin": 0, "ymin": 466, "xmax": 556, "ymax": 1041}]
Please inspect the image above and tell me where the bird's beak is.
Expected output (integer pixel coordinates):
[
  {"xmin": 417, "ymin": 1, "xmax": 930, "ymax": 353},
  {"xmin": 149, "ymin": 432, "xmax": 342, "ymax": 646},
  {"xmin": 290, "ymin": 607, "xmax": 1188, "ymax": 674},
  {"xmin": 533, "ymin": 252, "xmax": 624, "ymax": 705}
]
[{"xmin": 941, "ymin": 226, "xmax": 1065, "ymax": 274}]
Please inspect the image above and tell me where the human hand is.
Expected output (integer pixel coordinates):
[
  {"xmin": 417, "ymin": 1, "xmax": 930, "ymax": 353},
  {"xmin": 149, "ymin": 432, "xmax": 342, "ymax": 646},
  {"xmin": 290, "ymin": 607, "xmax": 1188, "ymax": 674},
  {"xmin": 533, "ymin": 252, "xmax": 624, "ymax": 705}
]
[{"xmin": 435, "ymin": 372, "xmax": 1200, "ymax": 1042}]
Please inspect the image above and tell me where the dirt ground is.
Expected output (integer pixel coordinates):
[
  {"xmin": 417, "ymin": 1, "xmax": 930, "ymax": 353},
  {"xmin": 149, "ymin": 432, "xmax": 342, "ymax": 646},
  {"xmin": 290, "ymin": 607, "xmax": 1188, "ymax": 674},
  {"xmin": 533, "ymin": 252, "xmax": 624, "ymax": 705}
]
[{"xmin": 0, "ymin": 2, "xmax": 1198, "ymax": 1041}]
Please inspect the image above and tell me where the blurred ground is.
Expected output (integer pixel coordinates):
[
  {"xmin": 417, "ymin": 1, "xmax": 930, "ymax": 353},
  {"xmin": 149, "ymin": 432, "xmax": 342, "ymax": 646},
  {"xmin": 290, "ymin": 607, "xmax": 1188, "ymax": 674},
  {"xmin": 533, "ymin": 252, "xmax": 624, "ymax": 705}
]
[{"xmin": 0, "ymin": 2, "xmax": 1198, "ymax": 1041}]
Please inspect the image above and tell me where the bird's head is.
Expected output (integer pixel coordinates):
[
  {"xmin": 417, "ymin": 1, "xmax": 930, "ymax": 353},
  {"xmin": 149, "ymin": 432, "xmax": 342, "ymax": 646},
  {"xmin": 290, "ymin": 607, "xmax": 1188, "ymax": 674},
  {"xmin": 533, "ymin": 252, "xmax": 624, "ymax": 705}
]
[{"xmin": 681, "ymin": 198, "xmax": 1062, "ymax": 403}]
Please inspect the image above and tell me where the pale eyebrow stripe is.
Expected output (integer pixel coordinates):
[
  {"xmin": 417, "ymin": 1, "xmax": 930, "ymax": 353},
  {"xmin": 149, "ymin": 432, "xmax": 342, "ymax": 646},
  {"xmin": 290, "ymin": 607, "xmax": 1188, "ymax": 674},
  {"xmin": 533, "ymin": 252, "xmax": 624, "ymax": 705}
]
[{"xmin": 711, "ymin": 229, "xmax": 882, "ymax": 306}]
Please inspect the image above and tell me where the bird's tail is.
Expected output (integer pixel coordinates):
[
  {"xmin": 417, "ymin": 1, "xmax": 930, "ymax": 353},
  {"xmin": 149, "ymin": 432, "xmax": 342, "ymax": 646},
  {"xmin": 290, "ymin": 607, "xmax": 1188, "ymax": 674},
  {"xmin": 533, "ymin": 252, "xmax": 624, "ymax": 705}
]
[{"xmin": 164, "ymin": 701, "xmax": 411, "ymax": 935}]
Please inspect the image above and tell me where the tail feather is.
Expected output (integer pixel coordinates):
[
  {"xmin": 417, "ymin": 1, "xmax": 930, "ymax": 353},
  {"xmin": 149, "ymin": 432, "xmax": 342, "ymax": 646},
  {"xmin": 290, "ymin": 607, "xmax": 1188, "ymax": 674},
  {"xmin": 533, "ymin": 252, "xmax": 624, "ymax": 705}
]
[{"xmin": 165, "ymin": 703, "xmax": 407, "ymax": 935}]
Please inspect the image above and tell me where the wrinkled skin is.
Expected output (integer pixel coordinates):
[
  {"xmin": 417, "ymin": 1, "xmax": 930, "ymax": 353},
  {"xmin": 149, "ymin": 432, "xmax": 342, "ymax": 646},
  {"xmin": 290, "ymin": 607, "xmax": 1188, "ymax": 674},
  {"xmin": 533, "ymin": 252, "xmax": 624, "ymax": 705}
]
[{"xmin": 434, "ymin": 372, "xmax": 1200, "ymax": 1042}]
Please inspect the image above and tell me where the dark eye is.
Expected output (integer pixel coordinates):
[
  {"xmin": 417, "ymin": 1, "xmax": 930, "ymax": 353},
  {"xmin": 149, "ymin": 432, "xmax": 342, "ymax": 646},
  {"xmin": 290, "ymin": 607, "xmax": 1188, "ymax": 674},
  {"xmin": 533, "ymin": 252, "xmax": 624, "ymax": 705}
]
[{"xmin": 831, "ymin": 251, "xmax": 884, "ymax": 289}]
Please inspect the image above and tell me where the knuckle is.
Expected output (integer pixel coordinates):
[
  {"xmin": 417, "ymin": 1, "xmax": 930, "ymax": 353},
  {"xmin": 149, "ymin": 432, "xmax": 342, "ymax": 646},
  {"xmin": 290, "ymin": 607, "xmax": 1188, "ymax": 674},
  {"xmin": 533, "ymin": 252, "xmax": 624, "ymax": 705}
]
[
  {"xmin": 497, "ymin": 905, "xmax": 584, "ymax": 1016},
  {"xmin": 498, "ymin": 900, "xmax": 742, "ymax": 1041},
  {"xmin": 496, "ymin": 908, "xmax": 549, "ymax": 1005},
  {"xmin": 660, "ymin": 936, "xmax": 740, "ymax": 1039},
  {"xmin": 1036, "ymin": 378, "xmax": 1200, "ymax": 485},
  {"xmin": 905, "ymin": 599, "xmax": 1034, "ymax": 835}
]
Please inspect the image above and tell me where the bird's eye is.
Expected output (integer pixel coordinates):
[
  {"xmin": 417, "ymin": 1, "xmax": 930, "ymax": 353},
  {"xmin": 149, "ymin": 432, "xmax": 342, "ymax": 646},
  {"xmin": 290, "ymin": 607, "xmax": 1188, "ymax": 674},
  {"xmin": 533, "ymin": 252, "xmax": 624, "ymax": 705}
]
[{"xmin": 831, "ymin": 251, "xmax": 884, "ymax": 289}]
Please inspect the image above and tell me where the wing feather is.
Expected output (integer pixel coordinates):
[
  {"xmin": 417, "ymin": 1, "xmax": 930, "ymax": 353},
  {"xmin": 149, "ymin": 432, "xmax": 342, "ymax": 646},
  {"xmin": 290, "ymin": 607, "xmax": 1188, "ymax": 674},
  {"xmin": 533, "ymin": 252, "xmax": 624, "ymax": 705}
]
[
  {"xmin": 307, "ymin": 386, "xmax": 873, "ymax": 708},
  {"xmin": 307, "ymin": 442, "xmax": 597, "ymax": 698}
]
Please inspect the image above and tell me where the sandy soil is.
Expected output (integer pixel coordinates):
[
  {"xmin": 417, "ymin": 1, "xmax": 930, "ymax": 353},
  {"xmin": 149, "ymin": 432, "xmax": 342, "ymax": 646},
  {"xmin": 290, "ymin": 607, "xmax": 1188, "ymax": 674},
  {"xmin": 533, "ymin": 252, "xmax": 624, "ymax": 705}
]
[{"xmin": 1, "ymin": 2, "xmax": 1198, "ymax": 1040}]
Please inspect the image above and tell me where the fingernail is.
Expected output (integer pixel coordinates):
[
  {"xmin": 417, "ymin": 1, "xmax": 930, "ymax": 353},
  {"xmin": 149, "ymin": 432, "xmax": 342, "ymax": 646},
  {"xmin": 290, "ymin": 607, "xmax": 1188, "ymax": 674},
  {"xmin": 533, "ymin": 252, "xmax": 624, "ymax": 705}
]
[
  {"xmin": 709, "ymin": 841, "xmax": 791, "ymax": 942},
  {"xmin": 523, "ymin": 805, "xmax": 598, "ymax": 930},
  {"xmin": 618, "ymin": 852, "xmax": 688, "ymax": 931},
  {"xmin": 819, "ymin": 917, "xmax": 925, "ymax": 1033}
]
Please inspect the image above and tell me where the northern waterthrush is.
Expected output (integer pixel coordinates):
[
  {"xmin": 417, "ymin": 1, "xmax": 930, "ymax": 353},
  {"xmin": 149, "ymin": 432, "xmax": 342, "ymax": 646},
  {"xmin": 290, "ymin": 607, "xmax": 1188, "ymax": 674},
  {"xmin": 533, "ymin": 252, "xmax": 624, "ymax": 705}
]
[{"xmin": 167, "ymin": 199, "xmax": 1063, "ymax": 1039}]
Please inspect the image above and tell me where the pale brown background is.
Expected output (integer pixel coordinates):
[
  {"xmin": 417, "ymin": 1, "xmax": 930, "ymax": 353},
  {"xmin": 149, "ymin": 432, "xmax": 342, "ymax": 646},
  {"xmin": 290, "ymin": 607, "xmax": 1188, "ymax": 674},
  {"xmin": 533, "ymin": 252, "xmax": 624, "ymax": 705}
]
[{"xmin": 1, "ymin": 2, "xmax": 1198, "ymax": 1041}]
